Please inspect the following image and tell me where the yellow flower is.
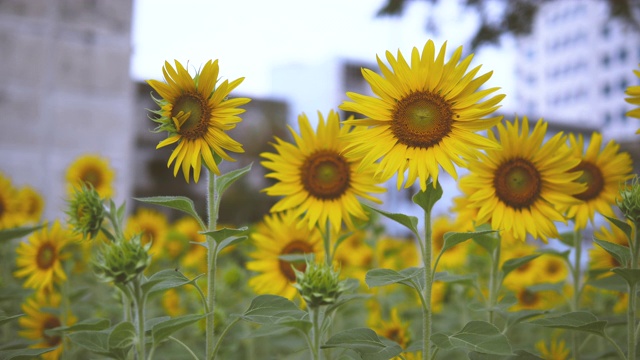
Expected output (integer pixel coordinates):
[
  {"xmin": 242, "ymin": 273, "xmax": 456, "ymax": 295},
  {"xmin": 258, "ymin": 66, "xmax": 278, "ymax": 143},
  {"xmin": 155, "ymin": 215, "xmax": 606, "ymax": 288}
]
[
  {"xmin": 333, "ymin": 230, "xmax": 374, "ymax": 283},
  {"xmin": 124, "ymin": 207, "xmax": 168, "ymax": 257},
  {"xmin": 147, "ymin": 60, "xmax": 250, "ymax": 183},
  {"xmin": 374, "ymin": 236, "xmax": 419, "ymax": 271},
  {"xmin": 19, "ymin": 292, "xmax": 76, "ymax": 360},
  {"xmin": 501, "ymin": 241, "xmax": 539, "ymax": 289},
  {"xmin": 431, "ymin": 215, "xmax": 470, "ymax": 270},
  {"xmin": 17, "ymin": 185, "xmax": 45, "ymax": 224},
  {"xmin": 535, "ymin": 338, "xmax": 570, "ymax": 360},
  {"xmin": 162, "ymin": 288, "xmax": 185, "ymax": 317},
  {"xmin": 460, "ymin": 117, "xmax": 584, "ymax": 242},
  {"xmin": 625, "ymin": 64, "xmax": 640, "ymax": 134},
  {"xmin": 246, "ymin": 211, "xmax": 324, "ymax": 300},
  {"xmin": 0, "ymin": 173, "xmax": 23, "ymax": 229},
  {"xmin": 539, "ymin": 255, "xmax": 569, "ymax": 284},
  {"xmin": 565, "ymin": 132, "xmax": 633, "ymax": 230},
  {"xmin": 171, "ymin": 216, "xmax": 207, "ymax": 275},
  {"xmin": 589, "ymin": 224, "xmax": 631, "ymax": 277},
  {"xmin": 65, "ymin": 154, "xmax": 115, "ymax": 199},
  {"xmin": 261, "ymin": 110, "xmax": 385, "ymax": 230},
  {"xmin": 339, "ymin": 40, "xmax": 504, "ymax": 190},
  {"xmin": 369, "ymin": 308, "xmax": 411, "ymax": 349},
  {"xmin": 14, "ymin": 220, "xmax": 74, "ymax": 292}
]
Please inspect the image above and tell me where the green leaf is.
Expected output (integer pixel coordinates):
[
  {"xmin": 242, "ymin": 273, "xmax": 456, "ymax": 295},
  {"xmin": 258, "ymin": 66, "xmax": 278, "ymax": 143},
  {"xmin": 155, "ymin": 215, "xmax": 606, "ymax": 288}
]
[
  {"xmin": 556, "ymin": 231, "xmax": 575, "ymax": 247},
  {"xmin": 468, "ymin": 349, "xmax": 544, "ymax": 360},
  {"xmin": 108, "ymin": 321, "xmax": 136, "ymax": 349},
  {"xmin": 322, "ymin": 327, "xmax": 403, "ymax": 360},
  {"xmin": 412, "ymin": 180, "xmax": 443, "ymax": 213},
  {"xmin": 0, "ymin": 347, "xmax": 57, "ymax": 360},
  {"xmin": 133, "ymin": 196, "xmax": 204, "ymax": 227},
  {"xmin": 444, "ymin": 321, "xmax": 514, "ymax": 355},
  {"xmin": 364, "ymin": 205, "xmax": 420, "ymax": 240},
  {"xmin": 594, "ymin": 239, "xmax": 631, "ymax": 268},
  {"xmin": 200, "ymin": 227, "xmax": 248, "ymax": 255},
  {"xmin": 239, "ymin": 295, "xmax": 307, "ymax": 325},
  {"xmin": 325, "ymin": 293, "xmax": 371, "ymax": 317},
  {"xmin": 151, "ymin": 314, "xmax": 205, "ymax": 345},
  {"xmin": 365, "ymin": 267, "xmax": 424, "ymax": 292},
  {"xmin": 48, "ymin": 318, "xmax": 110, "ymax": 333},
  {"xmin": 587, "ymin": 274, "xmax": 628, "ymax": 292},
  {"xmin": 537, "ymin": 248, "xmax": 571, "ymax": 260},
  {"xmin": 441, "ymin": 230, "xmax": 495, "ymax": 254},
  {"xmin": 505, "ymin": 309, "xmax": 547, "ymax": 329},
  {"xmin": 502, "ymin": 254, "xmax": 541, "ymax": 278},
  {"xmin": 471, "ymin": 227, "xmax": 500, "ymax": 253},
  {"xmin": 0, "ymin": 314, "xmax": 23, "ymax": 327},
  {"xmin": 68, "ymin": 330, "xmax": 110, "ymax": 353},
  {"xmin": 431, "ymin": 333, "xmax": 454, "ymax": 350},
  {"xmin": 434, "ymin": 272, "xmax": 477, "ymax": 287},
  {"xmin": 215, "ymin": 163, "xmax": 253, "ymax": 196},
  {"xmin": 604, "ymin": 215, "xmax": 633, "ymax": 241},
  {"xmin": 0, "ymin": 224, "xmax": 44, "ymax": 242},
  {"xmin": 528, "ymin": 311, "xmax": 608, "ymax": 337},
  {"xmin": 612, "ymin": 268, "xmax": 640, "ymax": 287},
  {"xmin": 142, "ymin": 269, "xmax": 203, "ymax": 296}
]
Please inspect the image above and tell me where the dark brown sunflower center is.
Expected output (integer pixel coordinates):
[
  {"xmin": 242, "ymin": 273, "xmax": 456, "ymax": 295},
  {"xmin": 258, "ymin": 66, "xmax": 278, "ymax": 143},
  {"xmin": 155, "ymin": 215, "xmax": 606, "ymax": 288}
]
[
  {"xmin": 301, "ymin": 150, "xmax": 351, "ymax": 200},
  {"xmin": 384, "ymin": 327, "xmax": 403, "ymax": 346},
  {"xmin": 42, "ymin": 315, "xmax": 62, "ymax": 346},
  {"xmin": 278, "ymin": 240, "xmax": 313, "ymax": 282},
  {"xmin": 546, "ymin": 260, "xmax": 560, "ymax": 276},
  {"xmin": 494, "ymin": 158, "xmax": 542, "ymax": 209},
  {"xmin": 81, "ymin": 167, "xmax": 102, "ymax": 189},
  {"xmin": 519, "ymin": 289, "xmax": 539, "ymax": 306},
  {"xmin": 172, "ymin": 93, "xmax": 210, "ymax": 140},
  {"xmin": 391, "ymin": 91, "xmax": 453, "ymax": 148},
  {"xmin": 36, "ymin": 243, "xmax": 56, "ymax": 269},
  {"xmin": 571, "ymin": 161, "xmax": 604, "ymax": 201}
]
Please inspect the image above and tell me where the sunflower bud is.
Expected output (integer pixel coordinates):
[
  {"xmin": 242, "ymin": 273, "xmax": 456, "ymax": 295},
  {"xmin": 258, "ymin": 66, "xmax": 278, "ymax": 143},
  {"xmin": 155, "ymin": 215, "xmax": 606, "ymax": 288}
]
[
  {"xmin": 618, "ymin": 176, "xmax": 640, "ymax": 224},
  {"xmin": 293, "ymin": 261, "xmax": 348, "ymax": 308},
  {"xmin": 66, "ymin": 184, "xmax": 105, "ymax": 239},
  {"xmin": 93, "ymin": 235, "xmax": 151, "ymax": 284}
]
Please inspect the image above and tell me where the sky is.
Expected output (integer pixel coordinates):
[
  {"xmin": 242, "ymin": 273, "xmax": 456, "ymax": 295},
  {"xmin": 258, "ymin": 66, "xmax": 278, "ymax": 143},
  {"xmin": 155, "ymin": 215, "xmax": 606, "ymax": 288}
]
[{"xmin": 130, "ymin": 0, "xmax": 515, "ymax": 109}]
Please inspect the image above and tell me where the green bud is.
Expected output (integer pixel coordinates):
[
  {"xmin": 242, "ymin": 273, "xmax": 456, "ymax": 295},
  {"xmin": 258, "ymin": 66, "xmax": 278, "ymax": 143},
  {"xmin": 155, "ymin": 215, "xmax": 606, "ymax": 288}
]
[
  {"xmin": 66, "ymin": 184, "xmax": 105, "ymax": 239},
  {"xmin": 293, "ymin": 261, "xmax": 348, "ymax": 308},
  {"xmin": 93, "ymin": 234, "xmax": 151, "ymax": 284},
  {"xmin": 618, "ymin": 176, "xmax": 640, "ymax": 224}
]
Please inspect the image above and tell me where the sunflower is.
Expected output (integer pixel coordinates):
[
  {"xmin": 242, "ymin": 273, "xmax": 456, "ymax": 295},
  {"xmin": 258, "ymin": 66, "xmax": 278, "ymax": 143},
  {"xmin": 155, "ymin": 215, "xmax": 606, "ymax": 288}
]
[
  {"xmin": 374, "ymin": 236, "xmax": 419, "ymax": 271},
  {"xmin": 14, "ymin": 220, "xmax": 74, "ymax": 292},
  {"xmin": 459, "ymin": 117, "xmax": 584, "ymax": 242},
  {"xmin": 565, "ymin": 132, "xmax": 633, "ymax": 230},
  {"xmin": 501, "ymin": 241, "xmax": 539, "ymax": 289},
  {"xmin": 369, "ymin": 307, "xmax": 411, "ymax": 349},
  {"xmin": 147, "ymin": 60, "xmax": 250, "ymax": 183},
  {"xmin": 339, "ymin": 40, "xmax": 505, "ymax": 190},
  {"xmin": 261, "ymin": 110, "xmax": 386, "ymax": 230},
  {"xmin": 431, "ymin": 215, "xmax": 470, "ymax": 270},
  {"xmin": 0, "ymin": 173, "xmax": 23, "ymax": 229},
  {"xmin": 625, "ymin": 65, "xmax": 640, "ymax": 134},
  {"xmin": 246, "ymin": 211, "xmax": 324, "ymax": 300},
  {"xmin": 124, "ymin": 207, "xmax": 168, "ymax": 257},
  {"xmin": 535, "ymin": 338, "xmax": 570, "ymax": 360},
  {"xmin": 19, "ymin": 292, "xmax": 76, "ymax": 360},
  {"xmin": 65, "ymin": 154, "xmax": 115, "ymax": 199},
  {"xmin": 17, "ymin": 185, "xmax": 45, "ymax": 224},
  {"xmin": 589, "ymin": 224, "xmax": 631, "ymax": 277}
]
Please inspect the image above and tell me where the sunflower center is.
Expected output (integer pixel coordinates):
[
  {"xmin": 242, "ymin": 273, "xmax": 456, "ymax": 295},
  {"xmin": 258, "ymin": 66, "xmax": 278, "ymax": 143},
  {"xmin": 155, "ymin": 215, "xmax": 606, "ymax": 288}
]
[
  {"xmin": 572, "ymin": 161, "xmax": 605, "ymax": 201},
  {"xmin": 278, "ymin": 240, "xmax": 313, "ymax": 282},
  {"xmin": 36, "ymin": 243, "xmax": 57, "ymax": 270},
  {"xmin": 519, "ymin": 289, "xmax": 539, "ymax": 306},
  {"xmin": 391, "ymin": 91, "xmax": 453, "ymax": 148},
  {"xmin": 172, "ymin": 93, "xmax": 210, "ymax": 140},
  {"xmin": 546, "ymin": 261, "xmax": 560, "ymax": 276},
  {"xmin": 42, "ymin": 315, "xmax": 62, "ymax": 346},
  {"xmin": 301, "ymin": 150, "xmax": 351, "ymax": 200},
  {"xmin": 81, "ymin": 167, "xmax": 102, "ymax": 189},
  {"xmin": 494, "ymin": 158, "xmax": 542, "ymax": 209}
]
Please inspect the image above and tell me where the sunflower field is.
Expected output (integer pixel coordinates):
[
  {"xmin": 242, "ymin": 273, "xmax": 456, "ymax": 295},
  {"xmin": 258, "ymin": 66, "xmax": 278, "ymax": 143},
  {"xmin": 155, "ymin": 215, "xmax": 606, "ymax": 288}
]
[{"xmin": 1, "ymin": 39, "xmax": 640, "ymax": 360}]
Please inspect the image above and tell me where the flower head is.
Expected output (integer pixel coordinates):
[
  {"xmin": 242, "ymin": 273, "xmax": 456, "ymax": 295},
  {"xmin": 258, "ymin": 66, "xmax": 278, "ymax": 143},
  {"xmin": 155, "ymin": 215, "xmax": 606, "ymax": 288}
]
[
  {"xmin": 14, "ymin": 220, "xmax": 74, "ymax": 292},
  {"xmin": 0, "ymin": 173, "xmax": 23, "ymax": 229},
  {"xmin": 261, "ymin": 110, "xmax": 385, "ymax": 230},
  {"xmin": 460, "ymin": 117, "xmax": 584, "ymax": 242},
  {"xmin": 66, "ymin": 184, "xmax": 105, "ymax": 239},
  {"xmin": 618, "ymin": 175, "xmax": 640, "ymax": 224},
  {"xmin": 293, "ymin": 261, "xmax": 349, "ymax": 308},
  {"xmin": 124, "ymin": 207, "xmax": 169, "ymax": 257},
  {"xmin": 625, "ymin": 64, "xmax": 640, "ymax": 134},
  {"xmin": 147, "ymin": 60, "xmax": 250, "ymax": 182},
  {"xmin": 94, "ymin": 234, "xmax": 151, "ymax": 284},
  {"xmin": 565, "ymin": 132, "xmax": 633, "ymax": 230},
  {"xmin": 589, "ymin": 224, "xmax": 630, "ymax": 277},
  {"xmin": 17, "ymin": 185, "xmax": 44, "ymax": 224},
  {"xmin": 339, "ymin": 40, "xmax": 504, "ymax": 190},
  {"xmin": 66, "ymin": 154, "xmax": 115, "ymax": 199}
]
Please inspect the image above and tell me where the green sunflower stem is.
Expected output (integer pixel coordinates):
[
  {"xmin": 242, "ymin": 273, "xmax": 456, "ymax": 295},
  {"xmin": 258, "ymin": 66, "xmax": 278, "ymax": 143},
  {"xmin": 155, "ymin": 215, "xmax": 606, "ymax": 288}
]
[
  {"xmin": 571, "ymin": 229, "xmax": 583, "ymax": 360},
  {"xmin": 310, "ymin": 305, "xmax": 322, "ymax": 360},
  {"xmin": 627, "ymin": 224, "xmax": 640, "ymax": 360},
  {"xmin": 487, "ymin": 237, "xmax": 502, "ymax": 325},
  {"xmin": 131, "ymin": 276, "xmax": 146, "ymax": 360},
  {"xmin": 206, "ymin": 170, "xmax": 220, "ymax": 360},
  {"xmin": 323, "ymin": 222, "xmax": 332, "ymax": 266},
  {"xmin": 422, "ymin": 206, "xmax": 433, "ymax": 360}
]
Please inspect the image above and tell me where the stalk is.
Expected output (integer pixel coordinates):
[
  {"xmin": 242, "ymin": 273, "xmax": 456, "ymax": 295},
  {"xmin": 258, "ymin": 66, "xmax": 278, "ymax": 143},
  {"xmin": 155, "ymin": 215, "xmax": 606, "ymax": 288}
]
[
  {"xmin": 487, "ymin": 242, "xmax": 501, "ymax": 325},
  {"xmin": 571, "ymin": 229, "xmax": 582, "ymax": 360},
  {"xmin": 422, "ymin": 207, "xmax": 433, "ymax": 360},
  {"xmin": 206, "ymin": 171, "xmax": 220, "ymax": 359}
]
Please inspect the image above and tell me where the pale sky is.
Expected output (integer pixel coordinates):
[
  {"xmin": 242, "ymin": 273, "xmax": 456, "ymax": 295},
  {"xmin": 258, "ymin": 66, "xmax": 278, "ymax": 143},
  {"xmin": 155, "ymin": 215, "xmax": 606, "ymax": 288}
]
[{"xmin": 130, "ymin": 0, "xmax": 515, "ymax": 109}]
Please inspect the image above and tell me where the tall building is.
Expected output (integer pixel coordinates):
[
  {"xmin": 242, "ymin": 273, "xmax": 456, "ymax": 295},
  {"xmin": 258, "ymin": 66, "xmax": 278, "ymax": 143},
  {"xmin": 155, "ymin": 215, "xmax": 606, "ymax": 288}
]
[
  {"xmin": 514, "ymin": 0, "xmax": 640, "ymax": 141},
  {"xmin": 0, "ymin": 0, "xmax": 136, "ymax": 220}
]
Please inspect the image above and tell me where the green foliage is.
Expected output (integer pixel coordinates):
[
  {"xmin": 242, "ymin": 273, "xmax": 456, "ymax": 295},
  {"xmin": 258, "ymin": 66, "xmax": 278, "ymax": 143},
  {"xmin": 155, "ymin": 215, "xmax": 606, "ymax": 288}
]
[
  {"xmin": 528, "ymin": 311, "xmax": 608, "ymax": 337},
  {"xmin": 431, "ymin": 321, "xmax": 514, "ymax": 355},
  {"xmin": 0, "ymin": 224, "xmax": 44, "ymax": 243},
  {"xmin": 134, "ymin": 195, "xmax": 205, "ymax": 228},
  {"xmin": 322, "ymin": 327, "xmax": 403, "ymax": 360},
  {"xmin": 412, "ymin": 180, "xmax": 443, "ymax": 213}
]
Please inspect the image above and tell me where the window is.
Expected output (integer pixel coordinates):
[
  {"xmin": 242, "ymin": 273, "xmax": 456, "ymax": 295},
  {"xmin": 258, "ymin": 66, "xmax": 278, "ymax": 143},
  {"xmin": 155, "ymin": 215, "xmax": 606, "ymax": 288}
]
[
  {"xmin": 619, "ymin": 47, "xmax": 628, "ymax": 62},
  {"xmin": 602, "ymin": 83, "xmax": 611, "ymax": 96},
  {"xmin": 601, "ymin": 54, "xmax": 610, "ymax": 67}
]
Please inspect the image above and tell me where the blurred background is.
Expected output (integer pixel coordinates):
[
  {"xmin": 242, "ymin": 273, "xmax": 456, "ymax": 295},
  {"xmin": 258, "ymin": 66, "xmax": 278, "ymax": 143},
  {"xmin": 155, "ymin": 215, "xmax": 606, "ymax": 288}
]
[{"xmin": 1, "ymin": 0, "xmax": 639, "ymax": 232}]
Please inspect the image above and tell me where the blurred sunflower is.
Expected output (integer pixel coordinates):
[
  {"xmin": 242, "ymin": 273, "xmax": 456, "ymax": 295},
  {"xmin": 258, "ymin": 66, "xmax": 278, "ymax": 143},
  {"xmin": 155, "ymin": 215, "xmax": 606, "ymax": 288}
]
[
  {"xmin": 510, "ymin": 287, "xmax": 564, "ymax": 311},
  {"xmin": 535, "ymin": 338, "xmax": 570, "ymax": 360},
  {"xmin": 246, "ymin": 211, "xmax": 324, "ymax": 300},
  {"xmin": 65, "ymin": 154, "xmax": 115, "ymax": 199},
  {"xmin": 501, "ymin": 241, "xmax": 539, "ymax": 289},
  {"xmin": 431, "ymin": 215, "xmax": 470, "ymax": 270},
  {"xmin": 625, "ymin": 65, "xmax": 640, "ymax": 134},
  {"xmin": 539, "ymin": 255, "xmax": 569, "ymax": 284},
  {"xmin": 19, "ymin": 292, "xmax": 76, "ymax": 360},
  {"xmin": 460, "ymin": 117, "xmax": 584, "ymax": 242},
  {"xmin": 147, "ymin": 60, "xmax": 250, "ymax": 183},
  {"xmin": 17, "ymin": 185, "xmax": 45, "ymax": 224},
  {"xmin": 0, "ymin": 173, "xmax": 22, "ymax": 229},
  {"xmin": 369, "ymin": 307, "xmax": 411, "ymax": 350},
  {"xmin": 339, "ymin": 40, "xmax": 504, "ymax": 190},
  {"xmin": 333, "ymin": 230, "xmax": 374, "ymax": 283},
  {"xmin": 565, "ymin": 132, "xmax": 633, "ymax": 230},
  {"xmin": 261, "ymin": 110, "xmax": 385, "ymax": 230},
  {"xmin": 374, "ymin": 236, "xmax": 419, "ymax": 271},
  {"xmin": 14, "ymin": 220, "xmax": 74, "ymax": 292},
  {"xmin": 589, "ymin": 224, "xmax": 631, "ymax": 277},
  {"xmin": 124, "ymin": 207, "xmax": 168, "ymax": 257}
]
